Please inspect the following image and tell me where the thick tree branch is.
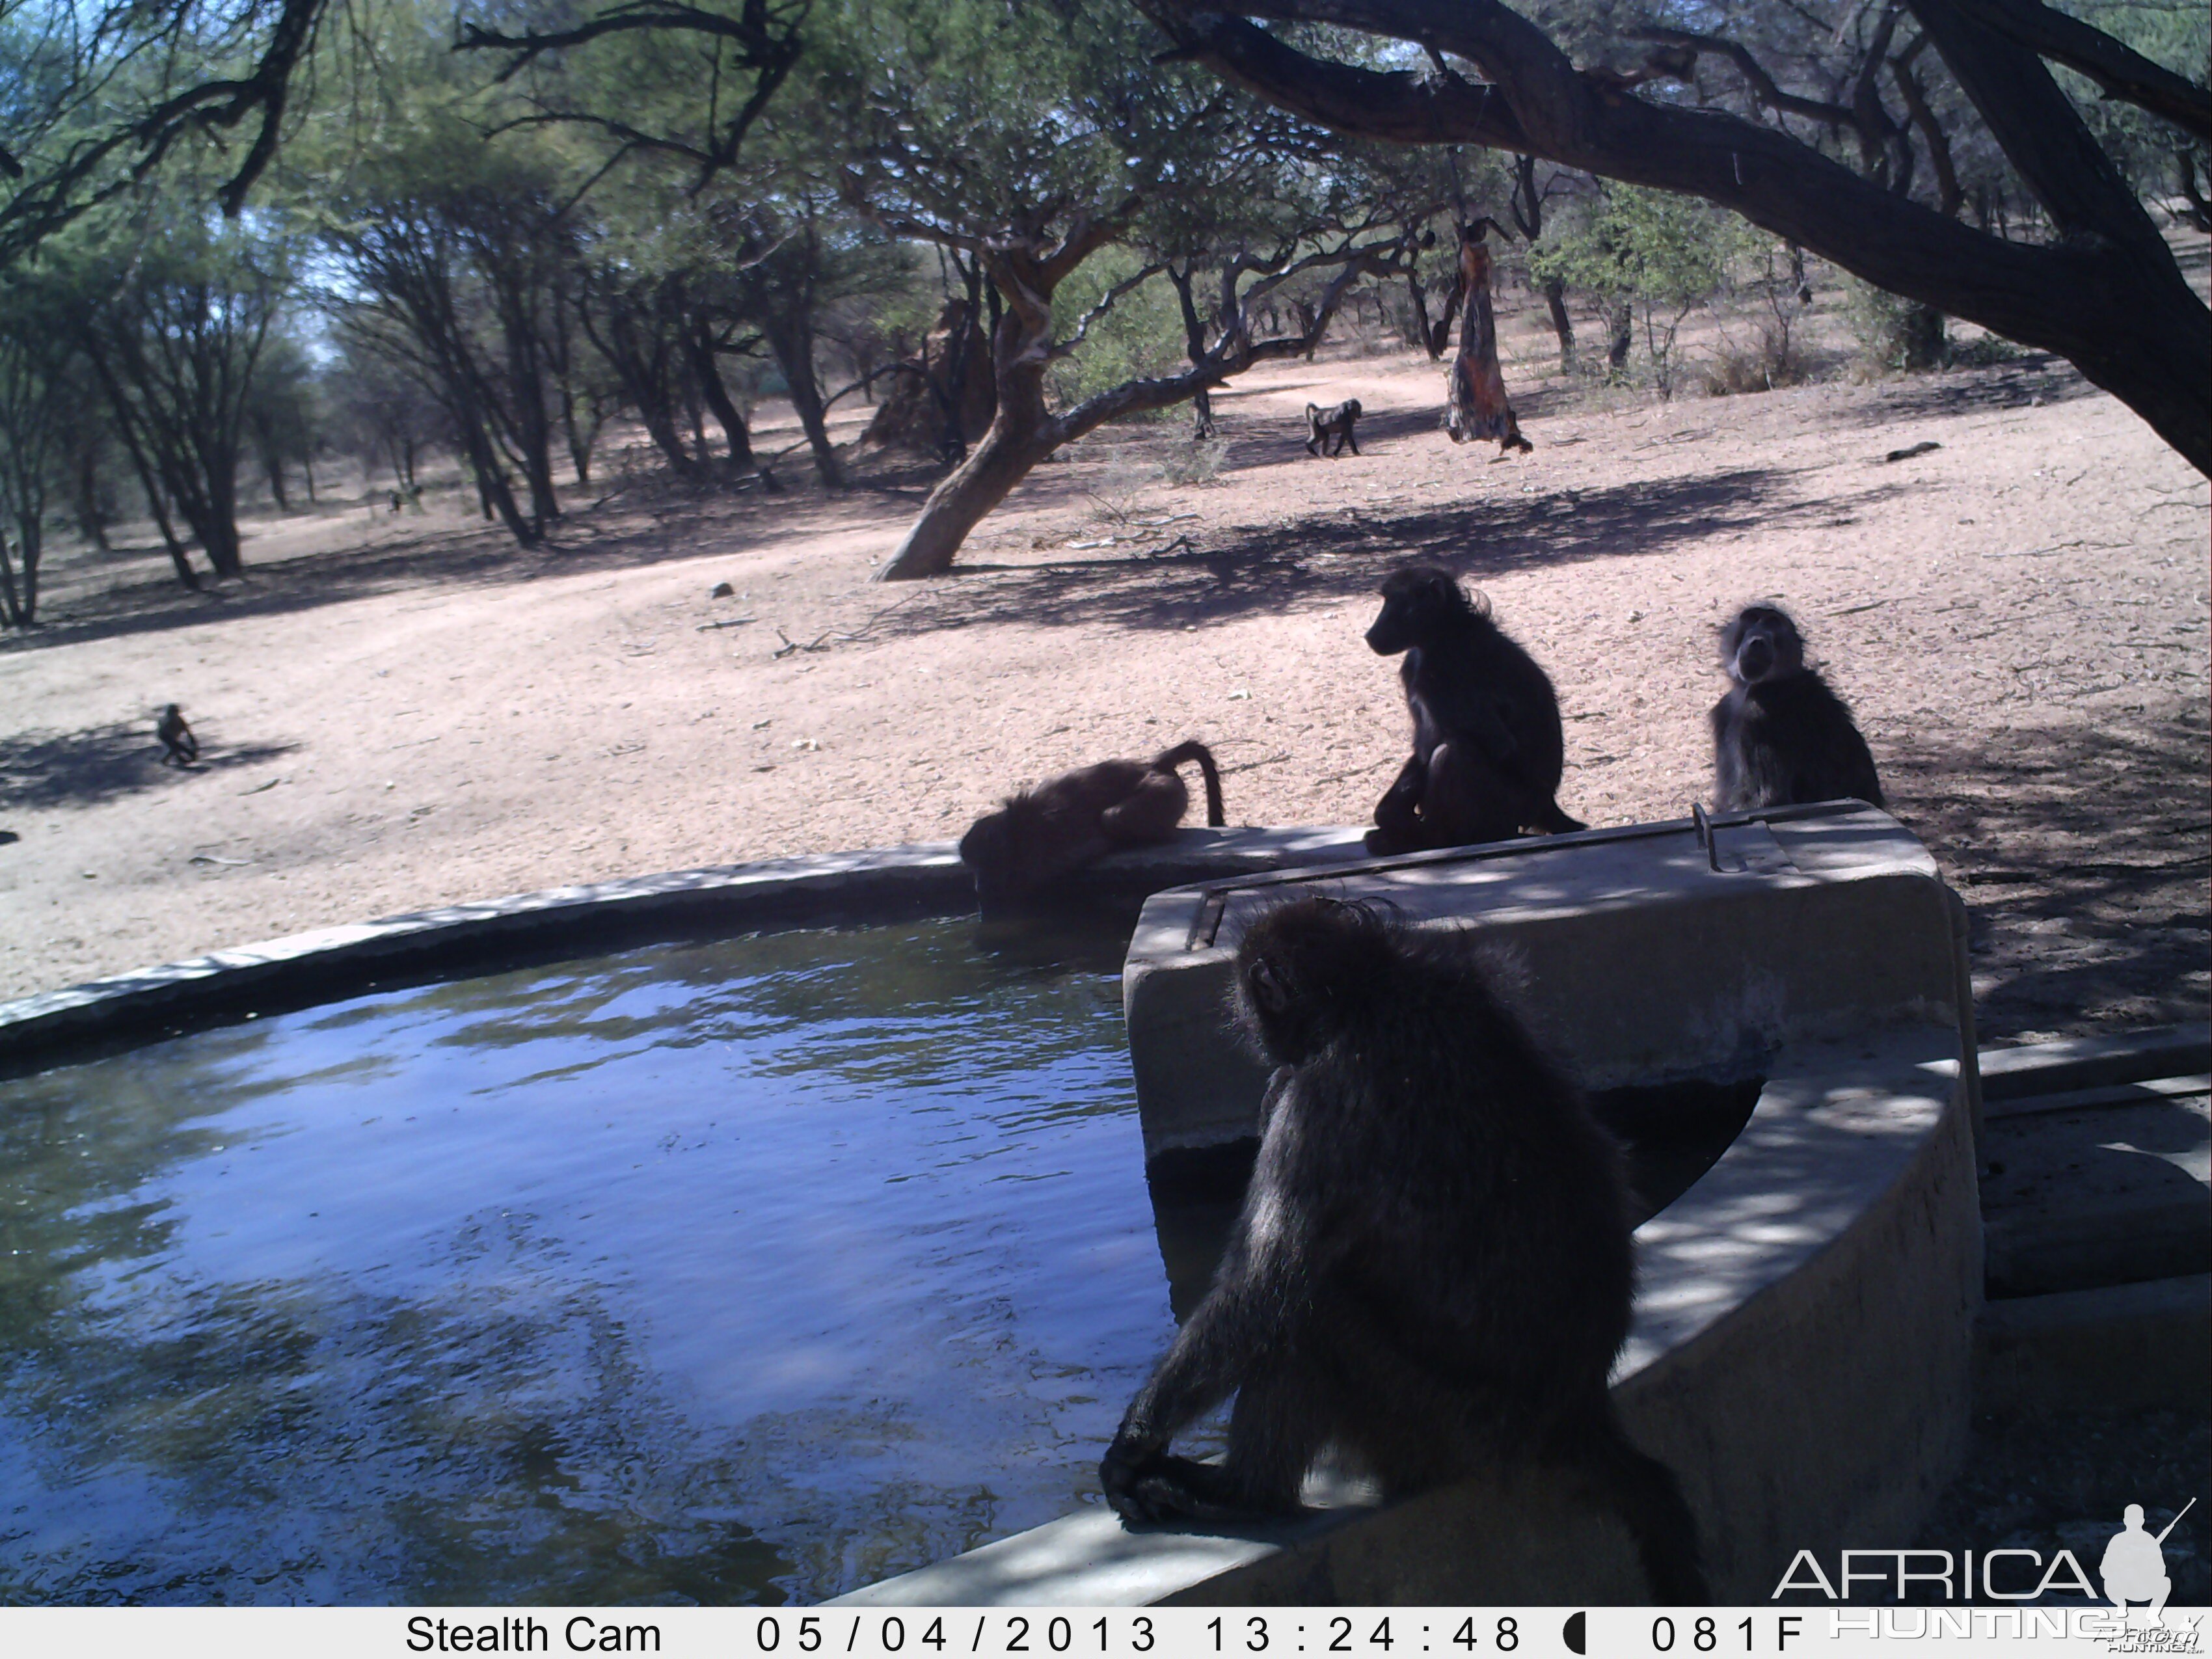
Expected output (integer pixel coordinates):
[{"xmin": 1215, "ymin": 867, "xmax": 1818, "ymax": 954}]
[
  {"xmin": 1628, "ymin": 27, "xmax": 1857, "ymax": 130},
  {"xmin": 1945, "ymin": 0, "xmax": 2212, "ymax": 144}
]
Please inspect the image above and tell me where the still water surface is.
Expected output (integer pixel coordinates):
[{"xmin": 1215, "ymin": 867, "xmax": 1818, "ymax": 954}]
[{"xmin": 0, "ymin": 919, "xmax": 1176, "ymax": 1604}]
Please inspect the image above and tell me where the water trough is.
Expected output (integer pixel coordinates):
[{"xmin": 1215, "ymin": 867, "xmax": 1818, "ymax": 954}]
[{"xmin": 1, "ymin": 807, "xmax": 1986, "ymax": 1606}]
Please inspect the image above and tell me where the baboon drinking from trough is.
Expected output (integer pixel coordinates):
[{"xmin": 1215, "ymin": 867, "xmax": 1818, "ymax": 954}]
[
  {"xmin": 1363, "ymin": 567, "xmax": 1584, "ymax": 855},
  {"xmin": 958, "ymin": 740, "xmax": 1225, "ymax": 905},
  {"xmin": 1305, "ymin": 399, "xmax": 1362, "ymax": 457},
  {"xmin": 1711, "ymin": 605, "xmax": 1884, "ymax": 811},
  {"xmin": 1100, "ymin": 898, "xmax": 1710, "ymax": 1604},
  {"xmin": 156, "ymin": 704, "xmax": 198, "ymax": 766}
]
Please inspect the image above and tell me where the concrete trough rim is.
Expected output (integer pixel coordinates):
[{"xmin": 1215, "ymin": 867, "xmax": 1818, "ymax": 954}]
[{"xmin": 0, "ymin": 825, "xmax": 1375, "ymax": 1078}]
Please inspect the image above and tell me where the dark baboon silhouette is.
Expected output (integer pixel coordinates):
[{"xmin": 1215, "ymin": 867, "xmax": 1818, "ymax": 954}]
[
  {"xmin": 1710, "ymin": 605, "xmax": 1884, "ymax": 811},
  {"xmin": 155, "ymin": 704, "xmax": 198, "ymax": 767},
  {"xmin": 1101, "ymin": 898, "xmax": 1709, "ymax": 1604},
  {"xmin": 958, "ymin": 740, "xmax": 1225, "ymax": 904},
  {"xmin": 1305, "ymin": 399, "xmax": 1363, "ymax": 457},
  {"xmin": 1363, "ymin": 566, "xmax": 1584, "ymax": 854}
]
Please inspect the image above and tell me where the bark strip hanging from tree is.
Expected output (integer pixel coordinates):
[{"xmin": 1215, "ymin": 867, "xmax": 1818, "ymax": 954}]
[{"xmin": 1442, "ymin": 220, "xmax": 1530, "ymax": 455}]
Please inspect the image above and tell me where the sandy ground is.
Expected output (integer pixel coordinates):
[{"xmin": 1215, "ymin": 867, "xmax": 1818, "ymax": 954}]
[{"xmin": 2, "ymin": 292, "xmax": 2207, "ymax": 1041}]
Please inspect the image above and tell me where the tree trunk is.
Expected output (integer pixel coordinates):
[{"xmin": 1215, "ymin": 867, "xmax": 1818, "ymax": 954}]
[
  {"xmin": 135, "ymin": 466, "xmax": 202, "ymax": 592},
  {"xmin": 1900, "ymin": 303, "xmax": 1948, "ymax": 369},
  {"xmin": 562, "ymin": 386, "xmax": 593, "ymax": 485},
  {"xmin": 876, "ymin": 415, "xmax": 1055, "ymax": 581},
  {"xmin": 1168, "ymin": 266, "xmax": 1219, "ymax": 437},
  {"xmin": 455, "ymin": 399, "xmax": 539, "ymax": 546},
  {"xmin": 1606, "ymin": 301, "xmax": 1634, "ymax": 374},
  {"xmin": 1542, "ymin": 278, "xmax": 1576, "ymax": 372},
  {"xmin": 766, "ymin": 313, "xmax": 844, "ymax": 489},
  {"xmin": 262, "ymin": 438, "xmax": 290, "ymax": 512},
  {"xmin": 686, "ymin": 322, "xmax": 772, "ymax": 484},
  {"xmin": 878, "ymin": 223, "xmax": 1400, "ymax": 579},
  {"xmin": 879, "ymin": 252, "xmax": 1062, "ymax": 580},
  {"xmin": 0, "ymin": 524, "xmax": 25, "ymax": 627},
  {"xmin": 71, "ymin": 446, "xmax": 109, "ymax": 550}
]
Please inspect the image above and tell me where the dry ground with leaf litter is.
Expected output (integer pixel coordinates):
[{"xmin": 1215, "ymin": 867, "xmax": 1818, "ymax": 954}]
[{"xmin": 1, "ymin": 281, "xmax": 2207, "ymax": 1043}]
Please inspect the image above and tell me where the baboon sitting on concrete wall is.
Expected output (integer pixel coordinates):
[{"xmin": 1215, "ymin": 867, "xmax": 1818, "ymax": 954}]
[{"xmin": 1101, "ymin": 898, "xmax": 1710, "ymax": 1604}]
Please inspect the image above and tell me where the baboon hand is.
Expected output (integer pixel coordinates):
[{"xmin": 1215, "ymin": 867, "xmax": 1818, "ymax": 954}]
[{"xmin": 1103, "ymin": 1445, "xmax": 1273, "ymax": 1528}]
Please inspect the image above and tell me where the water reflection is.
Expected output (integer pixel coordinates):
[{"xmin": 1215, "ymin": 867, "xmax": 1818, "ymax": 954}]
[{"xmin": 0, "ymin": 919, "xmax": 1173, "ymax": 1605}]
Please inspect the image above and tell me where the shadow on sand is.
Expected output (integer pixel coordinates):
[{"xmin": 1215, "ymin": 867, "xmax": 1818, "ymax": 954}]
[
  {"xmin": 1885, "ymin": 714, "xmax": 2210, "ymax": 1040},
  {"xmin": 0, "ymin": 721, "xmax": 299, "ymax": 811},
  {"xmin": 881, "ymin": 465, "xmax": 1915, "ymax": 638}
]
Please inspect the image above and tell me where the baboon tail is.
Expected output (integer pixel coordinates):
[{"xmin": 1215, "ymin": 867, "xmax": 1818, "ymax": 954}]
[
  {"xmin": 1536, "ymin": 798, "xmax": 1585, "ymax": 835},
  {"xmin": 1153, "ymin": 740, "xmax": 1226, "ymax": 827}
]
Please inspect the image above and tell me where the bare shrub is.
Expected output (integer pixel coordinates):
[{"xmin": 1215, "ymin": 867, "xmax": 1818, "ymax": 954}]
[
  {"xmin": 1704, "ymin": 326, "xmax": 1813, "ymax": 396},
  {"xmin": 1158, "ymin": 437, "xmax": 1227, "ymax": 487}
]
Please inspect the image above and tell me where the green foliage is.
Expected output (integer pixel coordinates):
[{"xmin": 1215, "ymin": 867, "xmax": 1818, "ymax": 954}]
[
  {"xmin": 1842, "ymin": 277, "xmax": 1949, "ymax": 371},
  {"xmin": 1046, "ymin": 254, "xmax": 1185, "ymax": 412},
  {"xmin": 1530, "ymin": 185, "xmax": 1756, "ymax": 396}
]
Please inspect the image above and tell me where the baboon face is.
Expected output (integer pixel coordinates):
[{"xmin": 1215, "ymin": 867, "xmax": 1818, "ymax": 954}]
[
  {"xmin": 1720, "ymin": 605, "xmax": 1807, "ymax": 685},
  {"xmin": 958, "ymin": 812, "xmax": 1021, "ymax": 900},
  {"xmin": 1366, "ymin": 567, "xmax": 1474, "ymax": 656}
]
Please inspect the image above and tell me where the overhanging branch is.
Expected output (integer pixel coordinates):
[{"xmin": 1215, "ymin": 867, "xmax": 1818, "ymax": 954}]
[
  {"xmin": 1945, "ymin": 0, "xmax": 2211, "ymax": 143},
  {"xmin": 1135, "ymin": 0, "xmax": 2211, "ymax": 477}
]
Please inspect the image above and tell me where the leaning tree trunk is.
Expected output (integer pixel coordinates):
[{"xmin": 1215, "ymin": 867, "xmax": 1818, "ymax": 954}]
[
  {"xmin": 877, "ymin": 280, "xmax": 1059, "ymax": 580},
  {"xmin": 1442, "ymin": 225, "xmax": 1531, "ymax": 455},
  {"xmin": 878, "ymin": 223, "xmax": 1400, "ymax": 580}
]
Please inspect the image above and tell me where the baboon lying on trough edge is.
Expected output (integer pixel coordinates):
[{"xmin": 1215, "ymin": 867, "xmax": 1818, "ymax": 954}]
[
  {"xmin": 1711, "ymin": 604, "xmax": 1885, "ymax": 811},
  {"xmin": 1306, "ymin": 399, "xmax": 1362, "ymax": 457},
  {"xmin": 156, "ymin": 704, "xmax": 198, "ymax": 766},
  {"xmin": 1100, "ymin": 899, "xmax": 1710, "ymax": 1604},
  {"xmin": 959, "ymin": 740, "xmax": 1225, "ymax": 905},
  {"xmin": 1363, "ymin": 566, "xmax": 1584, "ymax": 855}
]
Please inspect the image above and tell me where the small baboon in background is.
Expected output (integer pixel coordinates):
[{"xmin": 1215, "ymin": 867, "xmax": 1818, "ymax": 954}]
[
  {"xmin": 1100, "ymin": 899, "xmax": 1708, "ymax": 1604},
  {"xmin": 958, "ymin": 740, "xmax": 1225, "ymax": 905},
  {"xmin": 1711, "ymin": 604, "xmax": 1884, "ymax": 811},
  {"xmin": 1305, "ymin": 399, "xmax": 1363, "ymax": 457},
  {"xmin": 1364, "ymin": 566, "xmax": 1584, "ymax": 854},
  {"xmin": 155, "ymin": 704, "xmax": 198, "ymax": 766}
]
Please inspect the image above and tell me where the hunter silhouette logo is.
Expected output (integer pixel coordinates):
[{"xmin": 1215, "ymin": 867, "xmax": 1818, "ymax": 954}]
[{"xmin": 2103, "ymin": 1499, "xmax": 2194, "ymax": 1624}]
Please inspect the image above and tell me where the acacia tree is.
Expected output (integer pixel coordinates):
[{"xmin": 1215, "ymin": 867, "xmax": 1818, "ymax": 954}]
[
  {"xmin": 1133, "ymin": 0, "xmax": 2212, "ymax": 477},
  {"xmin": 321, "ymin": 90, "xmax": 593, "ymax": 546},
  {"xmin": 0, "ymin": 0, "xmax": 325, "ymax": 268},
  {"xmin": 62, "ymin": 200, "xmax": 290, "ymax": 583},
  {"xmin": 811, "ymin": 0, "xmax": 1427, "ymax": 579}
]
